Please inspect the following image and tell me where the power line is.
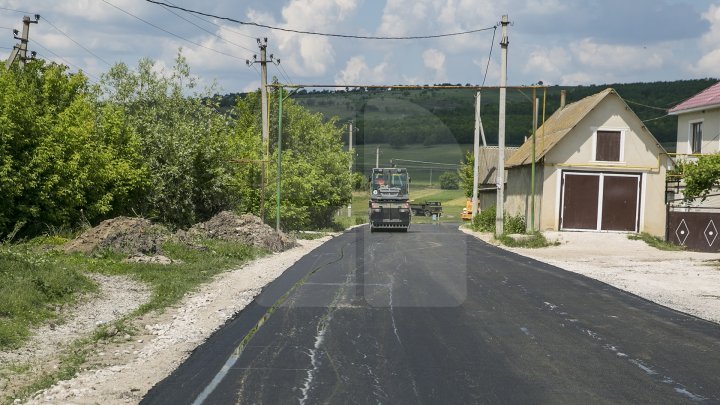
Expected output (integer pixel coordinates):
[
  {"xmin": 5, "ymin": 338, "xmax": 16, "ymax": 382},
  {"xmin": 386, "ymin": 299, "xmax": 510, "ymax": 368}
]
[
  {"xmin": 33, "ymin": 39, "xmax": 101, "ymax": 82},
  {"xmin": 164, "ymin": 0, "xmax": 258, "ymax": 41},
  {"xmin": 101, "ymin": 0, "xmax": 247, "ymax": 61},
  {"xmin": 481, "ymin": 26, "xmax": 497, "ymax": 87},
  {"xmin": 41, "ymin": 16, "xmax": 113, "ymax": 66},
  {"xmin": 390, "ymin": 158, "xmax": 459, "ymax": 167},
  {"xmin": 145, "ymin": 0, "xmax": 498, "ymax": 40},
  {"xmin": 158, "ymin": 2, "xmax": 255, "ymax": 55},
  {"xmin": 0, "ymin": 6, "xmax": 33, "ymax": 15},
  {"xmin": 625, "ymin": 99, "xmax": 669, "ymax": 111},
  {"xmin": 642, "ymin": 114, "xmax": 671, "ymax": 122}
]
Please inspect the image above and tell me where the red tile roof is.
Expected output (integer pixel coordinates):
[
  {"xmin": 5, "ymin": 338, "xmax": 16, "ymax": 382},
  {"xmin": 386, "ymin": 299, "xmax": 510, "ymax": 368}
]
[{"xmin": 668, "ymin": 81, "xmax": 720, "ymax": 114}]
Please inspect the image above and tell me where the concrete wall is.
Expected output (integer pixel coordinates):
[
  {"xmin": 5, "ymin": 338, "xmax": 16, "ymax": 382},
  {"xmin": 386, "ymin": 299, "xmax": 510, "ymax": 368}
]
[
  {"xmin": 675, "ymin": 107, "xmax": 720, "ymax": 155},
  {"xmin": 506, "ymin": 165, "xmax": 544, "ymax": 231},
  {"xmin": 508, "ymin": 93, "xmax": 669, "ymax": 237}
]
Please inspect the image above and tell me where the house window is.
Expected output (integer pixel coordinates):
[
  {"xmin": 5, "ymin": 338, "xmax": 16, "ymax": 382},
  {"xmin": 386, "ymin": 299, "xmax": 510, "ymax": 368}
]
[
  {"xmin": 691, "ymin": 121, "xmax": 703, "ymax": 154},
  {"xmin": 595, "ymin": 130, "xmax": 622, "ymax": 161}
]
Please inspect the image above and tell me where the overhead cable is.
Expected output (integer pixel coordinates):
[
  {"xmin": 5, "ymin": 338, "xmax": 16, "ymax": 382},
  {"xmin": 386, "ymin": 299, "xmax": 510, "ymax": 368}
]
[
  {"xmin": 144, "ymin": 0, "xmax": 498, "ymax": 40},
  {"xmin": 101, "ymin": 0, "xmax": 246, "ymax": 61},
  {"xmin": 42, "ymin": 16, "xmax": 113, "ymax": 66}
]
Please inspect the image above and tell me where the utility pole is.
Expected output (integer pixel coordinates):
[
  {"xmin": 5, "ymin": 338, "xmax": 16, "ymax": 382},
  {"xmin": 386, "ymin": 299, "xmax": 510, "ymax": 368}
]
[
  {"xmin": 496, "ymin": 15, "xmax": 509, "ymax": 237},
  {"xmin": 247, "ymin": 38, "xmax": 271, "ymax": 221},
  {"xmin": 5, "ymin": 15, "xmax": 39, "ymax": 69},
  {"xmin": 531, "ymin": 89, "xmax": 538, "ymax": 232},
  {"xmin": 471, "ymin": 92, "xmax": 483, "ymax": 220},
  {"xmin": 376, "ymin": 146, "xmax": 380, "ymax": 168},
  {"xmin": 348, "ymin": 121, "xmax": 353, "ymax": 217}
]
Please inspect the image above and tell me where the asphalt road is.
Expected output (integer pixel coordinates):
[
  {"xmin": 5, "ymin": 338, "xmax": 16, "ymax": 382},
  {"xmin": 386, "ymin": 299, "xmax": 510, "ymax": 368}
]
[{"xmin": 144, "ymin": 223, "xmax": 720, "ymax": 404}]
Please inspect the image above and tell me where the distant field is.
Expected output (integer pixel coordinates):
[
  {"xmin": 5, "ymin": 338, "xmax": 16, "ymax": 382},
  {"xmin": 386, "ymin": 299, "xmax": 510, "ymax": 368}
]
[
  {"xmin": 335, "ymin": 186, "xmax": 467, "ymax": 226},
  {"xmin": 353, "ymin": 143, "xmax": 470, "ymax": 185}
]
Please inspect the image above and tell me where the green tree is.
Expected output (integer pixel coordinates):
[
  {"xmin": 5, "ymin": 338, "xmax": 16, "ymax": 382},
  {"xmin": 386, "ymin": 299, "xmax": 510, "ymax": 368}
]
[
  {"xmin": 439, "ymin": 171, "xmax": 460, "ymax": 189},
  {"xmin": 0, "ymin": 61, "xmax": 145, "ymax": 236},
  {"xmin": 458, "ymin": 151, "xmax": 474, "ymax": 198},
  {"xmin": 98, "ymin": 52, "xmax": 254, "ymax": 228},
  {"xmin": 681, "ymin": 154, "xmax": 720, "ymax": 202},
  {"xmin": 235, "ymin": 90, "xmax": 352, "ymax": 230}
]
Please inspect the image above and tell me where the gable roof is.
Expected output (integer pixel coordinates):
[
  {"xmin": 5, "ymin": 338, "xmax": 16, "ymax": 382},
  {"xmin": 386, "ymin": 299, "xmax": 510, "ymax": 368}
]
[
  {"xmin": 668, "ymin": 81, "xmax": 720, "ymax": 115},
  {"xmin": 506, "ymin": 88, "xmax": 614, "ymax": 168}
]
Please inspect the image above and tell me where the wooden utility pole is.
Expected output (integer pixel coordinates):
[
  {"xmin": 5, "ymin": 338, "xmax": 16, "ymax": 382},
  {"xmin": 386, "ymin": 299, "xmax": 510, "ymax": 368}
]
[
  {"xmin": 5, "ymin": 15, "xmax": 39, "ymax": 69},
  {"xmin": 496, "ymin": 15, "xmax": 509, "ymax": 236}
]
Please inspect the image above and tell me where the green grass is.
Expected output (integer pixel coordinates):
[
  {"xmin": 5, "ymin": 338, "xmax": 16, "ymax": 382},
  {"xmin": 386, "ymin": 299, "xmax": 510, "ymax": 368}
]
[
  {"xmin": 0, "ymin": 236, "xmax": 266, "ymax": 402},
  {"xmin": 0, "ymin": 246, "xmax": 96, "ymax": 349},
  {"xmin": 628, "ymin": 233, "xmax": 684, "ymax": 251},
  {"xmin": 496, "ymin": 232, "xmax": 559, "ymax": 248}
]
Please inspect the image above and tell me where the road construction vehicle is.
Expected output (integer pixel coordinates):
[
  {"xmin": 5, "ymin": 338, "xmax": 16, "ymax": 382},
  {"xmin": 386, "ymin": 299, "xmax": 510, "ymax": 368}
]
[
  {"xmin": 461, "ymin": 199, "xmax": 479, "ymax": 221},
  {"xmin": 369, "ymin": 168, "xmax": 410, "ymax": 232}
]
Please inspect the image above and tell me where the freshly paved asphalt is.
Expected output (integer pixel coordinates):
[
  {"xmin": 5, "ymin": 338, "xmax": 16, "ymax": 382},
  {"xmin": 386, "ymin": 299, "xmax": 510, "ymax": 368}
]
[{"xmin": 143, "ymin": 223, "xmax": 720, "ymax": 404}]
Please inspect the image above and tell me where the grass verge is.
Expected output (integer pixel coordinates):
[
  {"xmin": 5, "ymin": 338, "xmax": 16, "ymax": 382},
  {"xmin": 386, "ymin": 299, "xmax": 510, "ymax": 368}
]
[
  {"xmin": 628, "ymin": 233, "xmax": 684, "ymax": 251},
  {"xmin": 496, "ymin": 232, "xmax": 559, "ymax": 248},
  {"xmin": 0, "ymin": 237, "xmax": 266, "ymax": 403}
]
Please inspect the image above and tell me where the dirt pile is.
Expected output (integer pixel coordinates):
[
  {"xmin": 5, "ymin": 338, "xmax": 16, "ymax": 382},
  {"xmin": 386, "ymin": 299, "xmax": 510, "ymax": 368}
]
[
  {"xmin": 184, "ymin": 211, "xmax": 296, "ymax": 252},
  {"xmin": 64, "ymin": 217, "xmax": 169, "ymax": 255}
]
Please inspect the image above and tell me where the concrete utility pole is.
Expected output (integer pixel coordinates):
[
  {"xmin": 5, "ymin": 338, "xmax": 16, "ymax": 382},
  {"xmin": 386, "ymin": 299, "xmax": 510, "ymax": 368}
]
[
  {"xmin": 471, "ymin": 92, "xmax": 483, "ymax": 220},
  {"xmin": 348, "ymin": 121, "xmax": 353, "ymax": 217},
  {"xmin": 5, "ymin": 15, "xmax": 39, "ymax": 69},
  {"xmin": 496, "ymin": 15, "xmax": 509, "ymax": 237},
  {"xmin": 246, "ymin": 38, "xmax": 271, "ymax": 220},
  {"xmin": 376, "ymin": 146, "xmax": 380, "ymax": 168}
]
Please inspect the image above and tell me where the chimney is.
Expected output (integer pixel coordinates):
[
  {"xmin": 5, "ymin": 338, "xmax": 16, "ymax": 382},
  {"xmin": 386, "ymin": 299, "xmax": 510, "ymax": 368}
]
[{"xmin": 560, "ymin": 90, "xmax": 567, "ymax": 109}]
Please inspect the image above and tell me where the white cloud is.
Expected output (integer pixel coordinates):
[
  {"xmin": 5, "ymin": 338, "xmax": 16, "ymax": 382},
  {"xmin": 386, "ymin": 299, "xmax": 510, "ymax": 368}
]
[
  {"xmin": 248, "ymin": 0, "xmax": 359, "ymax": 78},
  {"xmin": 523, "ymin": 0, "xmax": 567, "ymax": 15},
  {"xmin": 523, "ymin": 46, "xmax": 571, "ymax": 79},
  {"xmin": 692, "ymin": 4, "xmax": 720, "ymax": 76},
  {"xmin": 572, "ymin": 38, "xmax": 666, "ymax": 72},
  {"xmin": 423, "ymin": 48, "xmax": 445, "ymax": 71},
  {"xmin": 335, "ymin": 56, "xmax": 388, "ymax": 85},
  {"xmin": 560, "ymin": 72, "xmax": 592, "ymax": 86}
]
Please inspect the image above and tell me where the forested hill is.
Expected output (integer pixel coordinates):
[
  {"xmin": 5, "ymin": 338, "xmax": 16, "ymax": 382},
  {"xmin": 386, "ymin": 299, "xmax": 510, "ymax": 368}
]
[{"xmin": 219, "ymin": 79, "xmax": 718, "ymax": 151}]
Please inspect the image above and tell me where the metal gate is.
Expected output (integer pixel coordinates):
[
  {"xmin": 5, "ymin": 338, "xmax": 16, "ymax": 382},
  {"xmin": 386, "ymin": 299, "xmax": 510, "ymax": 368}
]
[
  {"xmin": 666, "ymin": 209, "xmax": 720, "ymax": 252},
  {"xmin": 560, "ymin": 171, "xmax": 640, "ymax": 232}
]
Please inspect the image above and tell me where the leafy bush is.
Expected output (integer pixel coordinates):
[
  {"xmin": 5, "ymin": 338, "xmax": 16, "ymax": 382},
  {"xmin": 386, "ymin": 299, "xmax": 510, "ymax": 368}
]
[
  {"xmin": 439, "ymin": 171, "xmax": 460, "ymax": 190},
  {"xmin": 497, "ymin": 232, "xmax": 557, "ymax": 248},
  {"xmin": 471, "ymin": 205, "xmax": 527, "ymax": 234},
  {"xmin": 352, "ymin": 172, "xmax": 367, "ymax": 191}
]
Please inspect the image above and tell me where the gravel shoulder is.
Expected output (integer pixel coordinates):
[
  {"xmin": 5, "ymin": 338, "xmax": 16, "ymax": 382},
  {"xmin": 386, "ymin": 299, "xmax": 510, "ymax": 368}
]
[
  {"xmin": 3, "ymin": 236, "xmax": 334, "ymax": 405},
  {"xmin": 461, "ymin": 228, "xmax": 720, "ymax": 325}
]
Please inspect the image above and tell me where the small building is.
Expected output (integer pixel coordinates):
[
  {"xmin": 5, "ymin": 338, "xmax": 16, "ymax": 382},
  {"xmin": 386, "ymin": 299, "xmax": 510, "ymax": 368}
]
[
  {"xmin": 475, "ymin": 146, "xmax": 519, "ymax": 210},
  {"xmin": 669, "ymin": 80, "xmax": 720, "ymax": 156},
  {"xmin": 666, "ymin": 81, "xmax": 720, "ymax": 251},
  {"xmin": 504, "ymin": 88, "xmax": 670, "ymax": 237}
]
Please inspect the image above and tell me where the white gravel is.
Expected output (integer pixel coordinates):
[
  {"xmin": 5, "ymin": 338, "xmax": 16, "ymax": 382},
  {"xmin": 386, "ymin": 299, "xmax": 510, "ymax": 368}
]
[{"xmin": 1, "ymin": 236, "xmax": 333, "ymax": 405}]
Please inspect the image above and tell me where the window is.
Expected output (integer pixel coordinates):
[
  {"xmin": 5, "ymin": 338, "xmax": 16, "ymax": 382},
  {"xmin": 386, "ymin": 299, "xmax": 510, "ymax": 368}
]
[
  {"xmin": 595, "ymin": 130, "xmax": 622, "ymax": 161},
  {"xmin": 691, "ymin": 121, "xmax": 703, "ymax": 154}
]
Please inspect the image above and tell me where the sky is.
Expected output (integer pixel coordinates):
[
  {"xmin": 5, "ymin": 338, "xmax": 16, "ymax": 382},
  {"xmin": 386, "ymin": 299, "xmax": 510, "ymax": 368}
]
[{"xmin": 1, "ymin": 0, "xmax": 719, "ymax": 94}]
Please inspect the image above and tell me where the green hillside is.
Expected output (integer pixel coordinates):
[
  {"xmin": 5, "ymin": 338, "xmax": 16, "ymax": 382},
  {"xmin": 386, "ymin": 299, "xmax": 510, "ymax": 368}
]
[{"xmin": 218, "ymin": 79, "xmax": 718, "ymax": 152}]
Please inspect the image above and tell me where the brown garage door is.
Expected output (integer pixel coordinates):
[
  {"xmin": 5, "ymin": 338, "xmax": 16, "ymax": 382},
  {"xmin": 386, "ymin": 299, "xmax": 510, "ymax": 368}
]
[
  {"xmin": 561, "ymin": 172, "xmax": 640, "ymax": 232},
  {"xmin": 561, "ymin": 173, "xmax": 599, "ymax": 229},
  {"xmin": 601, "ymin": 176, "xmax": 639, "ymax": 231}
]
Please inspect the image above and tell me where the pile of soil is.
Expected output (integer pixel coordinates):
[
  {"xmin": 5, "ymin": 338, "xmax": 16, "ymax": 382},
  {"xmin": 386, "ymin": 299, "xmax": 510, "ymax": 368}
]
[
  {"xmin": 183, "ymin": 211, "xmax": 296, "ymax": 252},
  {"xmin": 64, "ymin": 217, "xmax": 169, "ymax": 256}
]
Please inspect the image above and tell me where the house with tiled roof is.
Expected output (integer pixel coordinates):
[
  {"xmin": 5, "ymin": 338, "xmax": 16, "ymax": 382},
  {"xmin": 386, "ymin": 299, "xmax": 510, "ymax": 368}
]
[
  {"xmin": 665, "ymin": 81, "xmax": 720, "ymax": 251},
  {"xmin": 668, "ymin": 81, "xmax": 720, "ymax": 155},
  {"xmin": 503, "ymin": 88, "xmax": 670, "ymax": 237}
]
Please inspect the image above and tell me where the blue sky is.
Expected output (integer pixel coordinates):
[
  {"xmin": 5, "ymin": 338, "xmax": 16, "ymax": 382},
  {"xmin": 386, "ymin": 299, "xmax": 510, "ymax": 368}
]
[{"xmin": 1, "ymin": 0, "xmax": 719, "ymax": 93}]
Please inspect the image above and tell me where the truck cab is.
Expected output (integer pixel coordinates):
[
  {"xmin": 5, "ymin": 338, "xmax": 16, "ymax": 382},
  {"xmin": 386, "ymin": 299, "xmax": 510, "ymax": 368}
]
[{"xmin": 369, "ymin": 168, "xmax": 410, "ymax": 232}]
